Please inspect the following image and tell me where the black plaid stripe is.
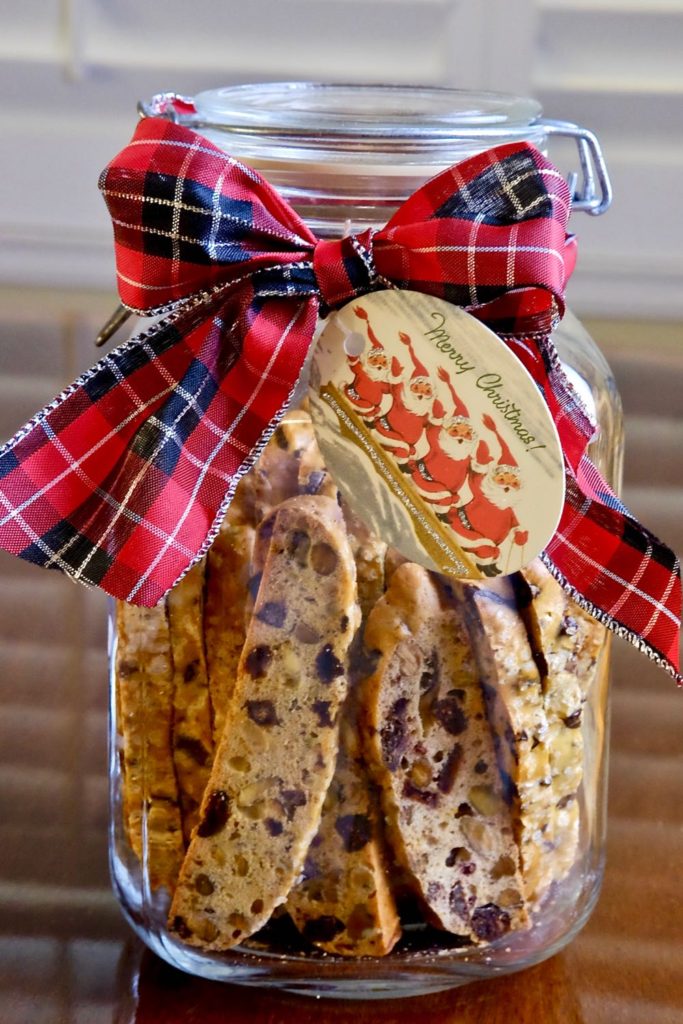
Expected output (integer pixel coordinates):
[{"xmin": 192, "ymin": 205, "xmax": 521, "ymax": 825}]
[
  {"xmin": 342, "ymin": 251, "xmax": 374, "ymax": 295},
  {"xmin": 82, "ymin": 320, "xmax": 188, "ymax": 405},
  {"xmin": 250, "ymin": 264, "xmax": 318, "ymax": 302},
  {"xmin": 75, "ymin": 459, "xmax": 176, "ymax": 558},
  {"xmin": 140, "ymin": 172, "xmax": 254, "ymax": 266},
  {"xmin": 131, "ymin": 357, "xmax": 220, "ymax": 477},
  {"xmin": 21, "ymin": 519, "xmax": 113, "ymax": 583},
  {"xmin": 435, "ymin": 151, "xmax": 554, "ymax": 225},
  {"xmin": 0, "ymin": 448, "xmax": 21, "ymax": 480}
]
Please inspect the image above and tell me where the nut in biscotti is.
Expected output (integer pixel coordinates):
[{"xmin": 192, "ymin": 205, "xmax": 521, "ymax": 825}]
[{"xmin": 168, "ymin": 496, "xmax": 360, "ymax": 951}]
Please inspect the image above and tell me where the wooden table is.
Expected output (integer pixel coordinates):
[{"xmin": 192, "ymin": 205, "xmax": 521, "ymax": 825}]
[{"xmin": 0, "ymin": 296, "xmax": 681, "ymax": 1023}]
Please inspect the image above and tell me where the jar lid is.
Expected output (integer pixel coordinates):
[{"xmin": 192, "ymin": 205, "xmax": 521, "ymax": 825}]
[
  {"xmin": 193, "ymin": 83, "xmax": 544, "ymax": 155},
  {"xmin": 191, "ymin": 83, "xmax": 547, "ymax": 167}
]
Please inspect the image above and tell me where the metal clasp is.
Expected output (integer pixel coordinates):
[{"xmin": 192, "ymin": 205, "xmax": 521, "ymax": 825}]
[
  {"xmin": 137, "ymin": 93, "xmax": 198, "ymax": 125},
  {"xmin": 540, "ymin": 119, "xmax": 612, "ymax": 216}
]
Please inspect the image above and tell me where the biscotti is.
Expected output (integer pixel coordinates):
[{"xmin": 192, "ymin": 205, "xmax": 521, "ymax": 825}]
[
  {"xmin": 168, "ymin": 496, "xmax": 360, "ymax": 949},
  {"xmin": 297, "ymin": 434, "xmax": 339, "ymax": 501},
  {"xmin": 166, "ymin": 559, "xmax": 214, "ymax": 843},
  {"xmin": 520, "ymin": 559, "xmax": 605, "ymax": 710},
  {"xmin": 362, "ymin": 563, "xmax": 529, "ymax": 943},
  {"xmin": 112, "ymin": 406, "xmax": 606, "ymax": 956},
  {"xmin": 462, "ymin": 577, "xmax": 555, "ymax": 902},
  {"xmin": 517, "ymin": 559, "xmax": 606, "ymax": 886},
  {"xmin": 204, "ymin": 507, "xmax": 256, "ymax": 742},
  {"xmin": 519, "ymin": 560, "xmax": 605, "ymax": 774},
  {"xmin": 205, "ymin": 412, "xmax": 315, "ymax": 739},
  {"xmin": 251, "ymin": 413, "xmax": 317, "ymax": 522},
  {"xmin": 343, "ymin": 503, "xmax": 388, "ymax": 622},
  {"xmin": 285, "ymin": 706, "xmax": 402, "ymax": 957},
  {"xmin": 115, "ymin": 601, "xmax": 184, "ymax": 891}
]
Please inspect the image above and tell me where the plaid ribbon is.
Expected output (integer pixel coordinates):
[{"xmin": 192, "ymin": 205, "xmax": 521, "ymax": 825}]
[{"xmin": 0, "ymin": 116, "xmax": 680, "ymax": 682}]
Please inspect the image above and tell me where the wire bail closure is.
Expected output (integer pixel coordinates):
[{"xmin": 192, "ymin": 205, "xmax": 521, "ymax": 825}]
[{"xmin": 540, "ymin": 119, "xmax": 612, "ymax": 216}]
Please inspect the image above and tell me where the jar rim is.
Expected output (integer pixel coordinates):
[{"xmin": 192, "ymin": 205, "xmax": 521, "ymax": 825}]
[{"xmin": 192, "ymin": 82, "xmax": 544, "ymax": 148}]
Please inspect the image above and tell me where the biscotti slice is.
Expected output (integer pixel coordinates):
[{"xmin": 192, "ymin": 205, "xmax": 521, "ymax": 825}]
[
  {"xmin": 206, "ymin": 410, "xmax": 317, "ymax": 737},
  {"xmin": 294, "ymin": 425, "xmax": 387, "ymax": 620},
  {"xmin": 342, "ymin": 503, "xmax": 388, "ymax": 622},
  {"xmin": 518, "ymin": 561, "xmax": 605, "ymax": 803},
  {"xmin": 251, "ymin": 481, "xmax": 399, "ymax": 955},
  {"xmin": 166, "ymin": 559, "xmax": 213, "ymax": 843},
  {"xmin": 383, "ymin": 546, "xmax": 409, "ymax": 587},
  {"xmin": 115, "ymin": 602, "xmax": 184, "ymax": 891},
  {"xmin": 549, "ymin": 797, "xmax": 580, "ymax": 889},
  {"xmin": 251, "ymin": 411, "xmax": 316, "ymax": 521},
  {"xmin": 462, "ymin": 578, "xmax": 555, "ymax": 902},
  {"xmin": 205, "ymin": 503, "xmax": 257, "ymax": 742},
  {"xmin": 168, "ymin": 496, "xmax": 360, "ymax": 950},
  {"xmin": 519, "ymin": 559, "xmax": 605, "ymax": 710},
  {"xmin": 297, "ymin": 435, "xmax": 339, "ymax": 501},
  {"xmin": 362, "ymin": 563, "xmax": 529, "ymax": 944},
  {"xmin": 285, "ymin": 703, "xmax": 401, "ymax": 957},
  {"xmin": 517, "ymin": 560, "xmax": 607, "ymax": 886}
]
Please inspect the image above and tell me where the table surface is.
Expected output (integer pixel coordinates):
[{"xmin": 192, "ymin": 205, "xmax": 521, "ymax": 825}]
[{"xmin": 0, "ymin": 294, "xmax": 681, "ymax": 1023}]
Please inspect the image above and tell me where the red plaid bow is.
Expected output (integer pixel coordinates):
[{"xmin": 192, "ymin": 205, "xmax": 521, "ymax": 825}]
[{"xmin": 0, "ymin": 116, "xmax": 680, "ymax": 682}]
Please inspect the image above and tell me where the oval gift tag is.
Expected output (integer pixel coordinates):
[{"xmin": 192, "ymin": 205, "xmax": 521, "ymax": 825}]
[{"xmin": 309, "ymin": 290, "xmax": 565, "ymax": 580}]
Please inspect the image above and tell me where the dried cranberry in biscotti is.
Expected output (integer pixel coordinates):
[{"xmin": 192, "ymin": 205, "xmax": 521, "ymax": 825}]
[{"xmin": 196, "ymin": 790, "xmax": 231, "ymax": 838}]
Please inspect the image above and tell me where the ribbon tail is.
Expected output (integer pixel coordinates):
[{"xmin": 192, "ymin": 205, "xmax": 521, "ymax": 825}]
[
  {"xmin": 0, "ymin": 288, "xmax": 318, "ymax": 606},
  {"xmin": 544, "ymin": 456, "xmax": 683, "ymax": 684}
]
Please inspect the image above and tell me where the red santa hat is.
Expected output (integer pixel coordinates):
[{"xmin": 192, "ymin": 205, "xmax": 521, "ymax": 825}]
[
  {"xmin": 354, "ymin": 306, "xmax": 384, "ymax": 350},
  {"xmin": 481, "ymin": 415, "xmax": 519, "ymax": 473},
  {"xmin": 446, "ymin": 389, "xmax": 469, "ymax": 420},
  {"xmin": 399, "ymin": 332, "xmax": 430, "ymax": 380},
  {"xmin": 495, "ymin": 431, "xmax": 518, "ymax": 469}
]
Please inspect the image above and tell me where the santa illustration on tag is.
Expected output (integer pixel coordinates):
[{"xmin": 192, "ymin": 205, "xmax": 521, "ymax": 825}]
[
  {"xmin": 348, "ymin": 306, "xmax": 438, "ymax": 464},
  {"xmin": 342, "ymin": 306, "xmax": 402, "ymax": 422},
  {"xmin": 445, "ymin": 414, "xmax": 528, "ymax": 576},
  {"xmin": 408, "ymin": 365, "xmax": 479, "ymax": 507},
  {"xmin": 343, "ymin": 305, "xmax": 529, "ymax": 576}
]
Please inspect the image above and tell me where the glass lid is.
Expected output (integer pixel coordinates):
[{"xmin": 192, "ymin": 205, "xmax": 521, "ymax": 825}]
[{"xmin": 193, "ymin": 83, "xmax": 544, "ymax": 144}]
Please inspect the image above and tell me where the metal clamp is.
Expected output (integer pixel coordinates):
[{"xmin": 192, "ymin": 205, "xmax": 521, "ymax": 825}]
[
  {"xmin": 540, "ymin": 119, "xmax": 612, "ymax": 216},
  {"xmin": 137, "ymin": 93, "xmax": 197, "ymax": 125}
]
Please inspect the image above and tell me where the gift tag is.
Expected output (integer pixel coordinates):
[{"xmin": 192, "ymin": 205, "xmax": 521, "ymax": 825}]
[{"xmin": 309, "ymin": 290, "xmax": 565, "ymax": 579}]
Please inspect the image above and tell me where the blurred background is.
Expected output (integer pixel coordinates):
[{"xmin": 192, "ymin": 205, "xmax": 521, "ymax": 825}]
[{"xmin": 0, "ymin": 3, "xmax": 681, "ymax": 1022}]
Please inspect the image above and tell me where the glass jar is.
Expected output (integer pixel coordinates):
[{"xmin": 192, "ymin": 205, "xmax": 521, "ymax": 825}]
[{"xmin": 108, "ymin": 83, "xmax": 621, "ymax": 998}]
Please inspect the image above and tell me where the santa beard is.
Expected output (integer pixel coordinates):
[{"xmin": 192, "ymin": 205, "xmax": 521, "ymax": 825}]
[
  {"xmin": 364, "ymin": 358, "xmax": 389, "ymax": 382},
  {"xmin": 438, "ymin": 430, "xmax": 476, "ymax": 461},
  {"xmin": 480, "ymin": 468, "xmax": 522, "ymax": 511},
  {"xmin": 402, "ymin": 384, "xmax": 434, "ymax": 416}
]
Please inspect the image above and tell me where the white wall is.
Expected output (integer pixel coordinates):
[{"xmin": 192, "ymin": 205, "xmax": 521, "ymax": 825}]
[{"xmin": 1, "ymin": 0, "xmax": 682, "ymax": 318}]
